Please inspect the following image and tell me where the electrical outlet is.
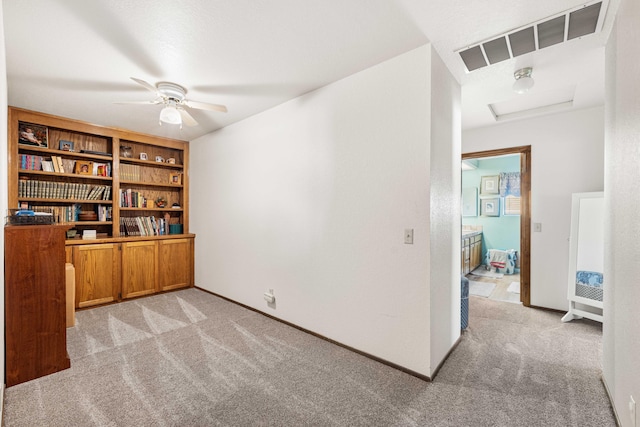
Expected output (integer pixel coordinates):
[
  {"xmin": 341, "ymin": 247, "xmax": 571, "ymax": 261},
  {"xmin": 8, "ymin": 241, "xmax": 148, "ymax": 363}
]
[
  {"xmin": 533, "ymin": 222, "xmax": 542, "ymax": 232},
  {"xmin": 630, "ymin": 395, "xmax": 636, "ymax": 427},
  {"xmin": 404, "ymin": 229, "xmax": 414, "ymax": 244}
]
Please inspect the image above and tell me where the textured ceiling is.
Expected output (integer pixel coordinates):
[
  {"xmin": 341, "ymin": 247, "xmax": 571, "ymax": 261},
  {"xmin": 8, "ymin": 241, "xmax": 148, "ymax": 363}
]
[{"xmin": 3, "ymin": 0, "xmax": 620, "ymax": 140}]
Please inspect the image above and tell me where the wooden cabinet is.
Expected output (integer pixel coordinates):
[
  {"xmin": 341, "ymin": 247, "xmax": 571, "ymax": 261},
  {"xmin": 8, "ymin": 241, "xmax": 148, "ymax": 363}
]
[
  {"xmin": 4, "ymin": 225, "xmax": 71, "ymax": 387},
  {"xmin": 73, "ymin": 243, "xmax": 120, "ymax": 308},
  {"xmin": 462, "ymin": 238, "xmax": 471, "ymax": 275},
  {"xmin": 67, "ymin": 235, "xmax": 194, "ymax": 308},
  {"xmin": 8, "ymin": 107, "xmax": 196, "ymax": 309},
  {"xmin": 462, "ymin": 233, "xmax": 482, "ymax": 275},
  {"xmin": 122, "ymin": 240, "xmax": 158, "ymax": 299}
]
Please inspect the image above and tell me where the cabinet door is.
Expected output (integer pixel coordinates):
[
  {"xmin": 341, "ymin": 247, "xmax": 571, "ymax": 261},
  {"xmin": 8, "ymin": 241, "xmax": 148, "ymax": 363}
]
[
  {"xmin": 73, "ymin": 243, "xmax": 120, "ymax": 308},
  {"xmin": 470, "ymin": 241, "xmax": 482, "ymax": 271},
  {"xmin": 158, "ymin": 238, "xmax": 193, "ymax": 291},
  {"xmin": 121, "ymin": 240, "xmax": 158, "ymax": 299},
  {"xmin": 463, "ymin": 245, "xmax": 470, "ymax": 275}
]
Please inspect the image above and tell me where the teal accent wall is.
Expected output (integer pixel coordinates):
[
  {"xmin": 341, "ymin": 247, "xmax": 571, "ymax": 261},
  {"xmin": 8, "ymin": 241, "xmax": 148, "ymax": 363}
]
[{"xmin": 462, "ymin": 155, "xmax": 520, "ymax": 263}]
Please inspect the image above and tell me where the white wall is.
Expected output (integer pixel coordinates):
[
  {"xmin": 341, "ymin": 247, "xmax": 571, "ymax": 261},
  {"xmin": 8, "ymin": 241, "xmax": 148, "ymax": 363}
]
[
  {"xmin": 0, "ymin": 1, "xmax": 8, "ymax": 411},
  {"xmin": 191, "ymin": 45, "xmax": 460, "ymax": 377},
  {"xmin": 463, "ymin": 106, "xmax": 604, "ymax": 310},
  {"xmin": 603, "ymin": 0, "xmax": 640, "ymax": 424},
  {"xmin": 428, "ymin": 49, "xmax": 461, "ymax": 369}
]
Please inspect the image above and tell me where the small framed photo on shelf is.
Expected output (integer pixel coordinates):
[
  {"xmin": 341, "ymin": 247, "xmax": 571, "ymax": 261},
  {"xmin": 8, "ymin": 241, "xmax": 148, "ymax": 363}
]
[
  {"xmin": 481, "ymin": 175, "xmax": 499, "ymax": 195},
  {"xmin": 75, "ymin": 160, "xmax": 93, "ymax": 175},
  {"xmin": 18, "ymin": 122, "xmax": 48, "ymax": 148},
  {"xmin": 59, "ymin": 140, "xmax": 74, "ymax": 152},
  {"xmin": 139, "ymin": 153, "xmax": 148, "ymax": 160},
  {"xmin": 481, "ymin": 198, "xmax": 500, "ymax": 217},
  {"xmin": 169, "ymin": 172, "xmax": 182, "ymax": 185}
]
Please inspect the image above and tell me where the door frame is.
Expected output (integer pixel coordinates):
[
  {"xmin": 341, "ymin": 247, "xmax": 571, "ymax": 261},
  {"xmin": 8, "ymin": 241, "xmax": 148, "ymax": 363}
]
[{"xmin": 462, "ymin": 145, "xmax": 531, "ymax": 306}]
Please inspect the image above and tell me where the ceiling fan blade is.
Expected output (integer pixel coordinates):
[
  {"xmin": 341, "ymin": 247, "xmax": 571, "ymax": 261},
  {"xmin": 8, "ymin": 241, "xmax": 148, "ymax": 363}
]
[
  {"xmin": 113, "ymin": 100, "xmax": 161, "ymax": 105},
  {"xmin": 183, "ymin": 99, "xmax": 228, "ymax": 113},
  {"xmin": 130, "ymin": 77, "xmax": 159, "ymax": 94},
  {"xmin": 178, "ymin": 108, "xmax": 199, "ymax": 127}
]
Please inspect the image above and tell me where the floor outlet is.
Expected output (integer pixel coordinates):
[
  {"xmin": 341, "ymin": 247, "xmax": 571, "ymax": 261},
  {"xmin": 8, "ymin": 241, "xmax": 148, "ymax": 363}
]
[{"xmin": 264, "ymin": 289, "xmax": 275, "ymax": 304}]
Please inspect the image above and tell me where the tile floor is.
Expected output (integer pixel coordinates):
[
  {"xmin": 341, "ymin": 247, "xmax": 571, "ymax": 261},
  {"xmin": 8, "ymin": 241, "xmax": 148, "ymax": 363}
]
[{"xmin": 466, "ymin": 270, "xmax": 521, "ymax": 304}]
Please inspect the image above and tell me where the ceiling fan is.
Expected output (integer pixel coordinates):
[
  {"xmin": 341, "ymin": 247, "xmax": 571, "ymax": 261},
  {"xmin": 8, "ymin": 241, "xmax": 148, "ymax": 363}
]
[{"xmin": 118, "ymin": 77, "xmax": 228, "ymax": 128}]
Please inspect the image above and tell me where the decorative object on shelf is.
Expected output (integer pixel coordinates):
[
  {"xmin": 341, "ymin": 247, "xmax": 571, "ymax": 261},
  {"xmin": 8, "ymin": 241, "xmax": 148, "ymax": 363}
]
[
  {"xmin": 155, "ymin": 155, "xmax": 164, "ymax": 162},
  {"xmin": 169, "ymin": 224, "xmax": 183, "ymax": 234},
  {"xmin": 75, "ymin": 160, "xmax": 93, "ymax": 175},
  {"xmin": 120, "ymin": 145, "xmax": 132, "ymax": 158},
  {"xmin": 18, "ymin": 122, "xmax": 48, "ymax": 148},
  {"xmin": 167, "ymin": 157, "xmax": 176, "ymax": 164},
  {"xmin": 139, "ymin": 152, "xmax": 147, "ymax": 160},
  {"xmin": 66, "ymin": 229, "xmax": 77, "ymax": 239},
  {"xmin": 59, "ymin": 140, "xmax": 74, "ymax": 152},
  {"xmin": 171, "ymin": 203, "xmax": 181, "ymax": 209},
  {"xmin": 169, "ymin": 172, "xmax": 181, "ymax": 185},
  {"xmin": 78, "ymin": 211, "xmax": 98, "ymax": 221},
  {"xmin": 480, "ymin": 197, "xmax": 500, "ymax": 217},
  {"xmin": 480, "ymin": 175, "xmax": 499, "ymax": 195},
  {"xmin": 155, "ymin": 197, "xmax": 168, "ymax": 208}
]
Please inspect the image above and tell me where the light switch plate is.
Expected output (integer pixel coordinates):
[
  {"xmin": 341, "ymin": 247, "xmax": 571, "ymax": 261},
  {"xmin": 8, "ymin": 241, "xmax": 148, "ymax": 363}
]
[{"xmin": 404, "ymin": 229, "xmax": 414, "ymax": 244}]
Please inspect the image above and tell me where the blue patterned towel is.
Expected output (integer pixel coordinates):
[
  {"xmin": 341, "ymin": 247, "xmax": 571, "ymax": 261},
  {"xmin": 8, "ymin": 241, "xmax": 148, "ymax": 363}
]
[{"xmin": 576, "ymin": 270, "xmax": 603, "ymax": 288}]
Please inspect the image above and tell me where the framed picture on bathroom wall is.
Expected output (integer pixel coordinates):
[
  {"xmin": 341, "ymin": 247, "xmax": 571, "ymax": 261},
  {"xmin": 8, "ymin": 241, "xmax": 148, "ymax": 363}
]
[
  {"xmin": 481, "ymin": 175, "xmax": 499, "ymax": 195},
  {"xmin": 481, "ymin": 198, "xmax": 500, "ymax": 217}
]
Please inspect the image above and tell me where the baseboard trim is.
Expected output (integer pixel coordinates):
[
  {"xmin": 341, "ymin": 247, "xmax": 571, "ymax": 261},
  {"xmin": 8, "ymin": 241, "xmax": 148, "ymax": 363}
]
[
  {"xmin": 195, "ymin": 287, "xmax": 432, "ymax": 382},
  {"xmin": 528, "ymin": 304, "xmax": 565, "ymax": 314},
  {"xmin": 601, "ymin": 375, "xmax": 621, "ymax": 426},
  {"xmin": 430, "ymin": 334, "xmax": 463, "ymax": 380}
]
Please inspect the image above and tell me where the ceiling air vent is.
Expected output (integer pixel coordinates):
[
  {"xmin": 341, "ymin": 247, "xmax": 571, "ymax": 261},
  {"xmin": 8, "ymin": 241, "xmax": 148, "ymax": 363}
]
[{"xmin": 457, "ymin": 0, "xmax": 606, "ymax": 72}]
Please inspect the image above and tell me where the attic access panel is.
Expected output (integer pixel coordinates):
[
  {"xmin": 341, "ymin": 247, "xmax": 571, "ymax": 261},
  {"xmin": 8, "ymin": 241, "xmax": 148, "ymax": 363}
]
[{"xmin": 456, "ymin": 0, "xmax": 607, "ymax": 72}]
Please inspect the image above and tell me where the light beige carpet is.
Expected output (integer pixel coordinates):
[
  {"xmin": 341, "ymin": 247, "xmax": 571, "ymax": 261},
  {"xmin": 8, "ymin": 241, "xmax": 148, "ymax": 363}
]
[{"xmin": 3, "ymin": 288, "xmax": 615, "ymax": 426}]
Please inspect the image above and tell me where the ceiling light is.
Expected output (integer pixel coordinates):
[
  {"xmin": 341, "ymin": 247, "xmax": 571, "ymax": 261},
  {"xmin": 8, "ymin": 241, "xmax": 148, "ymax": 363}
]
[
  {"xmin": 159, "ymin": 102, "xmax": 182, "ymax": 126},
  {"xmin": 513, "ymin": 67, "xmax": 534, "ymax": 94}
]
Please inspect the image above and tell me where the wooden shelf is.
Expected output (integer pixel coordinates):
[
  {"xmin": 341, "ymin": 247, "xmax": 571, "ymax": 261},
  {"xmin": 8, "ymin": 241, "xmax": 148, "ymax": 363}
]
[
  {"xmin": 17, "ymin": 145, "xmax": 113, "ymax": 161},
  {"xmin": 18, "ymin": 169, "xmax": 113, "ymax": 181},
  {"xmin": 18, "ymin": 198, "xmax": 113, "ymax": 204},
  {"xmin": 120, "ymin": 157, "xmax": 184, "ymax": 169},
  {"xmin": 119, "ymin": 180, "xmax": 183, "ymax": 189},
  {"xmin": 120, "ymin": 207, "xmax": 184, "ymax": 212},
  {"xmin": 70, "ymin": 221, "xmax": 113, "ymax": 226}
]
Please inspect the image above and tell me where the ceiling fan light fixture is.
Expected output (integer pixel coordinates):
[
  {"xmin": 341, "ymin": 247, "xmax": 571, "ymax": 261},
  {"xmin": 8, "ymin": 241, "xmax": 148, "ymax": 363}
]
[
  {"xmin": 159, "ymin": 103, "xmax": 182, "ymax": 126},
  {"xmin": 512, "ymin": 67, "xmax": 534, "ymax": 94}
]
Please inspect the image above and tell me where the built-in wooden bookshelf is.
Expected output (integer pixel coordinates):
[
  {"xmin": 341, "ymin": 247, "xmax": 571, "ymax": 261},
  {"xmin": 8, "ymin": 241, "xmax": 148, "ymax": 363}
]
[
  {"xmin": 8, "ymin": 107, "xmax": 194, "ymax": 308},
  {"xmin": 8, "ymin": 107, "xmax": 190, "ymax": 238}
]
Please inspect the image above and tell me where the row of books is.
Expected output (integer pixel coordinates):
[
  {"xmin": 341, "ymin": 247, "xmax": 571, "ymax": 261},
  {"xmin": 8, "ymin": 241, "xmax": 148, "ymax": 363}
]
[
  {"xmin": 120, "ymin": 216, "xmax": 170, "ymax": 236},
  {"xmin": 19, "ymin": 179, "xmax": 112, "ymax": 200},
  {"xmin": 119, "ymin": 188, "xmax": 150, "ymax": 208},
  {"xmin": 25, "ymin": 204, "xmax": 112, "ymax": 223},
  {"xmin": 120, "ymin": 164, "xmax": 142, "ymax": 181},
  {"xmin": 19, "ymin": 154, "xmax": 43, "ymax": 170},
  {"xmin": 20, "ymin": 154, "xmax": 111, "ymax": 176}
]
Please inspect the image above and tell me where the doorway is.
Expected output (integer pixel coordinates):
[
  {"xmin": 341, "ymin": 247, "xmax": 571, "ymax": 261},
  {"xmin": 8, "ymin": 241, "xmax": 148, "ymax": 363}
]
[{"xmin": 462, "ymin": 146, "xmax": 531, "ymax": 306}]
